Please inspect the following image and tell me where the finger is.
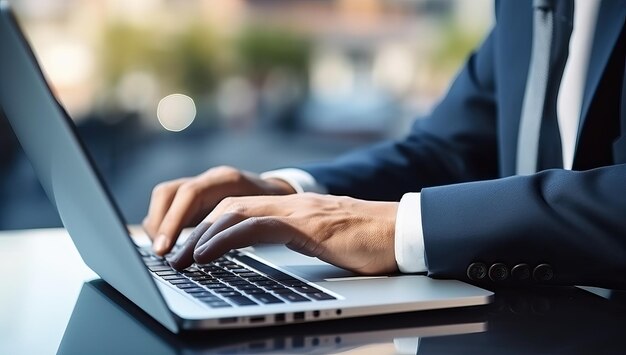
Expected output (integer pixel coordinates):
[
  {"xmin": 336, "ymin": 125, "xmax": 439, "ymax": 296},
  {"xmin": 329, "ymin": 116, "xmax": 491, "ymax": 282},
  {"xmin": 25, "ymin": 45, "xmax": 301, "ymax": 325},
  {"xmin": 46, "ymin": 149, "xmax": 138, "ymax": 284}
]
[
  {"xmin": 167, "ymin": 222, "xmax": 211, "ymax": 270},
  {"xmin": 143, "ymin": 179, "xmax": 188, "ymax": 239},
  {"xmin": 169, "ymin": 213, "xmax": 248, "ymax": 270},
  {"xmin": 204, "ymin": 195, "xmax": 284, "ymax": 225},
  {"xmin": 153, "ymin": 182, "xmax": 204, "ymax": 255},
  {"xmin": 194, "ymin": 216, "xmax": 294, "ymax": 264}
]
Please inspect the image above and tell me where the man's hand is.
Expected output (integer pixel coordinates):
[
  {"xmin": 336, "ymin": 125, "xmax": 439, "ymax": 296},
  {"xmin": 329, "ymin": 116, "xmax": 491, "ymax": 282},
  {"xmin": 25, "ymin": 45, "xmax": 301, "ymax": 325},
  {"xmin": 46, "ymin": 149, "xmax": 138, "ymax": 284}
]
[
  {"xmin": 143, "ymin": 166, "xmax": 295, "ymax": 256},
  {"xmin": 167, "ymin": 193, "xmax": 399, "ymax": 275}
]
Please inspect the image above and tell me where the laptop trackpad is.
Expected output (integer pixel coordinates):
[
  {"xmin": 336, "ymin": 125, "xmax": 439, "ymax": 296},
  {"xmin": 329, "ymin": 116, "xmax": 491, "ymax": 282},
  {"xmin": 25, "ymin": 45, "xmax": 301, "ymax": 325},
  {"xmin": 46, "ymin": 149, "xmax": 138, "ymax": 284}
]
[{"xmin": 248, "ymin": 244, "xmax": 373, "ymax": 282}]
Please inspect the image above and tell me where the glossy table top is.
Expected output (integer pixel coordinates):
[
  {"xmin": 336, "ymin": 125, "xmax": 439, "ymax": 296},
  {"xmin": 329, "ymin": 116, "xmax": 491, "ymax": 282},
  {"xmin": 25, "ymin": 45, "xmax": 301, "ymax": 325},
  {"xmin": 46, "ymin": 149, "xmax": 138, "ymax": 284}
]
[{"xmin": 2, "ymin": 228, "xmax": 626, "ymax": 354}]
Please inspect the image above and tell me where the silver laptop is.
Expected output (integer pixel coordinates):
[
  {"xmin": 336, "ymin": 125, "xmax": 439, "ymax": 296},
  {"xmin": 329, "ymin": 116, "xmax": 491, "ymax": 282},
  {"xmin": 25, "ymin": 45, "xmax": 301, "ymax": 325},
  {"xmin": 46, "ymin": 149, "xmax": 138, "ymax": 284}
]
[{"xmin": 0, "ymin": 1, "xmax": 492, "ymax": 333}]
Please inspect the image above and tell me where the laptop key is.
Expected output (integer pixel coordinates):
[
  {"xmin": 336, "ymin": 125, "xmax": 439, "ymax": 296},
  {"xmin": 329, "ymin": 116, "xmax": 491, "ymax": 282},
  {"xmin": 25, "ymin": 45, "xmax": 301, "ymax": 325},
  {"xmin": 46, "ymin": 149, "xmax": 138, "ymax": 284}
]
[
  {"xmin": 188, "ymin": 291, "xmax": 214, "ymax": 298},
  {"xmin": 183, "ymin": 272, "xmax": 204, "ymax": 278},
  {"xmin": 155, "ymin": 270, "xmax": 179, "ymax": 276},
  {"xmin": 199, "ymin": 265, "xmax": 223, "ymax": 272},
  {"xmin": 226, "ymin": 295, "xmax": 257, "ymax": 306},
  {"xmin": 148, "ymin": 265, "xmax": 173, "ymax": 272},
  {"xmin": 201, "ymin": 282, "xmax": 228, "ymax": 289},
  {"xmin": 184, "ymin": 287, "xmax": 207, "ymax": 294},
  {"xmin": 270, "ymin": 288, "xmax": 293, "ymax": 294},
  {"xmin": 213, "ymin": 287, "xmax": 235, "ymax": 293},
  {"xmin": 238, "ymin": 272, "xmax": 260, "ymax": 278},
  {"xmin": 175, "ymin": 283, "xmax": 198, "ymax": 289},
  {"xmin": 242, "ymin": 288, "xmax": 267, "ymax": 295},
  {"xmin": 252, "ymin": 293, "xmax": 284, "ymax": 304},
  {"xmin": 211, "ymin": 272, "xmax": 234, "ymax": 278},
  {"xmin": 168, "ymin": 279, "xmax": 191, "ymax": 285},
  {"xmin": 230, "ymin": 268, "xmax": 251, "ymax": 274},
  {"xmin": 307, "ymin": 292, "xmax": 336, "ymax": 301},
  {"xmin": 205, "ymin": 301, "xmax": 232, "ymax": 308},
  {"xmin": 217, "ymin": 291, "xmax": 242, "ymax": 297},
  {"xmin": 255, "ymin": 280, "xmax": 280, "ymax": 287},
  {"xmin": 197, "ymin": 295, "xmax": 222, "ymax": 302},
  {"xmin": 161, "ymin": 275, "xmax": 186, "ymax": 280},
  {"xmin": 247, "ymin": 276, "xmax": 270, "ymax": 283},
  {"xmin": 197, "ymin": 279, "xmax": 222, "ymax": 284},
  {"xmin": 218, "ymin": 276, "xmax": 242, "ymax": 282},
  {"xmin": 225, "ymin": 279, "xmax": 250, "ymax": 286},
  {"xmin": 293, "ymin": 285, "xmax": 320, "ymax": 293},
  {"xmin": 223, "ymin": 264, "xmax": 242, "ymax": 270},
  {"xmin": 282, "ymin": 279, "xmax": 308, "ymax": 287},
  {"xmin": 145, "ymin": 260, "xmax": 166, "ymax": 267},
  {"xmin": 279, "ymin": 292, "xmax": 310, "ymax": 303},
  {"xmin": 263, "ymin": 284, "xmax": 288, "ymax": 291}
]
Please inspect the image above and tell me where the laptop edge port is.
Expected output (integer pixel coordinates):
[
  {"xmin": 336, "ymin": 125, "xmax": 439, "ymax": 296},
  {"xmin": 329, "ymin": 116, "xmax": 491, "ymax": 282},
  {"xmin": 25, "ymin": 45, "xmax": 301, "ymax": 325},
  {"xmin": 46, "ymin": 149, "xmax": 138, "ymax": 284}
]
[
  {"xmin": 274, "ymin": 313, "xmax": 286, "ymax": 323},
  {"xmin": 293, "ymin": 312, "xmax": 305, "ymax": 321},
  {"xmin": 249, "ymin": 316, "xmax": 265, "ymax": 324}
]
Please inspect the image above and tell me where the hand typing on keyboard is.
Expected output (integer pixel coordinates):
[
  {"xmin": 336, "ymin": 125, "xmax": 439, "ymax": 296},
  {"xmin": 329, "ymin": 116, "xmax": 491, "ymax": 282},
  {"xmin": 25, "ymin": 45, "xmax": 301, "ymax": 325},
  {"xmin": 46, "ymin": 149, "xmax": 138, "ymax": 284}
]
[
  {"xmin": 142, "ymin": 166, "xmax": 295, "ymax": 256},
  {"xmin": 143, "ymin": 166, "xmax": 399, "ymax": 275},
  {"xmin": 165, "ymin": 192, "xmax": 399, "ymax": 275}
]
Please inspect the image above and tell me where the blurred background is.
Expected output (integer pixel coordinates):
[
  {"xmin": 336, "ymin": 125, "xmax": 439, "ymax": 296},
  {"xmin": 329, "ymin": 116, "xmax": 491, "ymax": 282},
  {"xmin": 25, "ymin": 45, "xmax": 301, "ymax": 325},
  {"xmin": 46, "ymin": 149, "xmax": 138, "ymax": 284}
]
[{"xmin": 0, "ymin": 0, "xmax": 492, "ymax": 230}]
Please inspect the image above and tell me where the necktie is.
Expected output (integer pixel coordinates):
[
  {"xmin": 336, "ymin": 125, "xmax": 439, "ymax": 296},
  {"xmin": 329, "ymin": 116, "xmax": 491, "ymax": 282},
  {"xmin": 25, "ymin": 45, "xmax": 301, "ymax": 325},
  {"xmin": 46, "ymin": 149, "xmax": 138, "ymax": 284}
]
[{"xmin": 516, "ymin": 0, "xmax": 556, "ymax": 175}]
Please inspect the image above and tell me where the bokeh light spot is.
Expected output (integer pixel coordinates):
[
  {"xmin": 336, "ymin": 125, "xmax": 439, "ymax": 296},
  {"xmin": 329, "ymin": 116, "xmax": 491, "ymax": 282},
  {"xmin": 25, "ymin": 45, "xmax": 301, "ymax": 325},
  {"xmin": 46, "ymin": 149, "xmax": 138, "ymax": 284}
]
[{"xmin": 157, "ymin": 94, "xmax": 196, "ymax": 132}]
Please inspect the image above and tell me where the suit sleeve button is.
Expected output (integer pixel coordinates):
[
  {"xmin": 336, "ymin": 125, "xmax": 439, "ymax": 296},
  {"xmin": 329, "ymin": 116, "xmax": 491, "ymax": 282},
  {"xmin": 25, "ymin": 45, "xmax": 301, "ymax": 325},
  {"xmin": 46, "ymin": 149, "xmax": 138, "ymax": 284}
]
[
  {"xmin": 467, "ymin": 262, "xmax": 488, "ymax": 281},
  {"xmin": 533, "ymin": 264, "xmax": 554, "ymax": 282},
  {"xmin": 488, "ymin": 263, "xmax": 509, "ymax": 281},
  {"xmin": 511, "ymin": 263, "xmax": 531, "ymax": 281}
]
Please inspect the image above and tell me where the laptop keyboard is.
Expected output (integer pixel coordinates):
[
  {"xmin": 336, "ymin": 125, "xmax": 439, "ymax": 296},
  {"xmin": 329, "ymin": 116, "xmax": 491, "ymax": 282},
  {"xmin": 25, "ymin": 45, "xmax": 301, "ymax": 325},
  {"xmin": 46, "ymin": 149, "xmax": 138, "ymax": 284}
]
[{"xmin": 140, "ymin": 248, "xmax": 336, "ymax": 308}]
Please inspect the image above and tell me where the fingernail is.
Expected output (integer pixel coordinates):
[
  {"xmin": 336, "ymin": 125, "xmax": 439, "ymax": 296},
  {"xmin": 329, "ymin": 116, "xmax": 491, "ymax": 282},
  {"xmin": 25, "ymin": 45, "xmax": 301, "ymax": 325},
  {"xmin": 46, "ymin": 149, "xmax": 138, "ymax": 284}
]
[
  {"xmin": 193, "ymin": 243, "xmax": 210, "ymax": 259},
  {"xmin": 153, "ymin": 234, "xmax": 168, "ymax": 254}
]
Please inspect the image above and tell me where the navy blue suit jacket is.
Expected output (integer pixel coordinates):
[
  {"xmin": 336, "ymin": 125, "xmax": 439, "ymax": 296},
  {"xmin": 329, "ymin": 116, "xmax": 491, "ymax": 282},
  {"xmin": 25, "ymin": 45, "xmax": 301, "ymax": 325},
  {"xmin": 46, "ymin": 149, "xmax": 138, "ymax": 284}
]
[{"xmin": 300, "ymin": 0, "xmax": 626, "ymax": 289}]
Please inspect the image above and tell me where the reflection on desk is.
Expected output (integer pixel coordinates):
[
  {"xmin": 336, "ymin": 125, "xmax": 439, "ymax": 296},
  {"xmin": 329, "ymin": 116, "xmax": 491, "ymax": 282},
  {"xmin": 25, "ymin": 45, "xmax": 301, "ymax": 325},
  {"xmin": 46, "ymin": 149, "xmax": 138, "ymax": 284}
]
[{"xmin": 59, "ymin": 280, "xmax": 626, "ymax": 355}]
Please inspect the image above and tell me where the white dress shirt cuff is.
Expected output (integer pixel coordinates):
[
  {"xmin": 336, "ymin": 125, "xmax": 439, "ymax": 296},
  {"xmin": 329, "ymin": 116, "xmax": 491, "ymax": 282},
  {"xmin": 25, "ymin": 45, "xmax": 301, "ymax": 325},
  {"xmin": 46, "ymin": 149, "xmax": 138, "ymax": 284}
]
[
  {"xmin": 395, "ymin": 192, "xmax": 428, "ymax": 273},
  {"xmin": 260, "ymin": 168, "xmax": 328, "ymax": 194}
]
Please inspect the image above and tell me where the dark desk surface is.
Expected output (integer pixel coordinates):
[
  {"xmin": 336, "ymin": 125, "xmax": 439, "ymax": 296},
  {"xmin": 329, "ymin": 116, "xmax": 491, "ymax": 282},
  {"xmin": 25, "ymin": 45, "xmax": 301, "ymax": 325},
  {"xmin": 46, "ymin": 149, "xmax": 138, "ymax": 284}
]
[{"xmin": 2, "ymin": 229, "xmax": 626, "ymax": 355}]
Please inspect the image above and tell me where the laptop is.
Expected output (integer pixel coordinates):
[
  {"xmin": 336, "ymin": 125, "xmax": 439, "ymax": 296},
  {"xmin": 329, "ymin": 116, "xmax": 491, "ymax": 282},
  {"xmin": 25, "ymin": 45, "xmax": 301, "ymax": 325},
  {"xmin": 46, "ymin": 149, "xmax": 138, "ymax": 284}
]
[{"xmin": 0, "ymin": 1, "xmax": 492, "ymax": 333}]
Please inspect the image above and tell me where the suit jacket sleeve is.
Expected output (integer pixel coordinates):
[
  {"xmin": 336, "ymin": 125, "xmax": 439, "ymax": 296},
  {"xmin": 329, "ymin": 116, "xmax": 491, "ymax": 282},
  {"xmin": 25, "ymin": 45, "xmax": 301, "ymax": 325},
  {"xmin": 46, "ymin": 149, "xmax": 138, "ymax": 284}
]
[
  {"xmin": 421, "ymin": 165, "xmax": 626, "ymax": 289},
  {"xmin": 300, "ymin": 28, "xmax": 499, "ymax": 201}
]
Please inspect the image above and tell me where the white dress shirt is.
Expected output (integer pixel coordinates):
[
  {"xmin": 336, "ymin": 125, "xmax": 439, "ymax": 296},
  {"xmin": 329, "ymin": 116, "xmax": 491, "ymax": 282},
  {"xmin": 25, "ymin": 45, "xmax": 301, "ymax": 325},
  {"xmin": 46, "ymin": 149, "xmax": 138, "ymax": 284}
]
[{"xmin": 261, "ymin": 0, "xmax": 601, "ymax": 273}]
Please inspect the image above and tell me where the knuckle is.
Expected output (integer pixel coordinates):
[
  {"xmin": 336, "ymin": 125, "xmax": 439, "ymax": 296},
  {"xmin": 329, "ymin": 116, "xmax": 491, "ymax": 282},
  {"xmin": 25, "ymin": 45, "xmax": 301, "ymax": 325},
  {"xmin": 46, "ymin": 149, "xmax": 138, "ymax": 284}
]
[
  {"xmin": 230, "ymin": 203, "xmax": 247, "ymax": 214},
  {"xmin": 220, "ymin": 196, "xmax": 235, "ymax": 207},
  {"xmin": 245, "ymin": 216, "xmax": 263, "ymax": 228},
  {"xmin": 220, "ymin": 197, "xmax": 247, "ymax": 214},
  {"xmin": 211, "ymin": 165, "xmax": 242, "ymax": 181},
  {"xmin": 178, "ymin": 182, "xmax": 200, "ymax": 196},
  {"xmin": 247, "ymin": 216, "xmax": 278, "ymax": 229},
  {"xmin": 220, "ymin": 211, "xmax": 246, "ymax": 224},
  {"xmin": 151, "ymin": 182, "xmax": 172, "ymax": 198}
]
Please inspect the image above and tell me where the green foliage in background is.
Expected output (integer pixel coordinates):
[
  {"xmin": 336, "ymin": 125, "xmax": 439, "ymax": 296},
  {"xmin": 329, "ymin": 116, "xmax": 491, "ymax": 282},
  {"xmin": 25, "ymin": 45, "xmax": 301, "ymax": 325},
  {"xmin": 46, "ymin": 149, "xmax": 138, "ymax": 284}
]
[
  {"xmin": 99, "ymin": 22, "xmax": 311, "ymax": 100},
  {"xmin": 169, "ymin": 24, "xmax": 221, "ymax": 95},
  {"xmin": 100, "ymin": 23, "xmax": 222, "ymax": 98},
  {"xmin": 237, "ymin": 25, "xmax": 311, "ymax": 78},
  {"xmin": 100, "ymin": 23, "xmax": 162, "ymax": 86}
]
